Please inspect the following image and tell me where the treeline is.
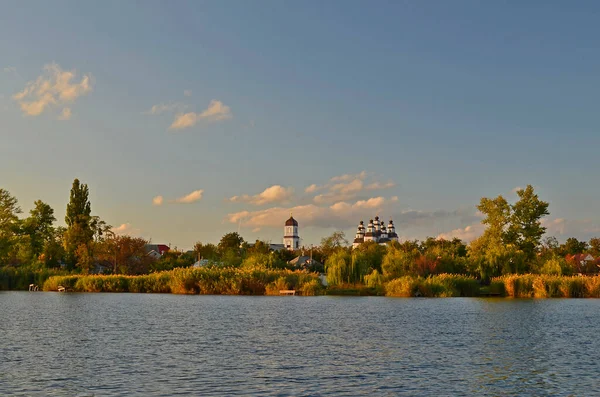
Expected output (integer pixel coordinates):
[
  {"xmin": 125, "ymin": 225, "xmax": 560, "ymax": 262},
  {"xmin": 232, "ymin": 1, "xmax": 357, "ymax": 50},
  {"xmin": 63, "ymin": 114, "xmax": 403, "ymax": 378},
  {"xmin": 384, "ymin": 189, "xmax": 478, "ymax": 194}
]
[{"xmin": 322, "ymin": 185, "xmax": 600, "ymax": 288}]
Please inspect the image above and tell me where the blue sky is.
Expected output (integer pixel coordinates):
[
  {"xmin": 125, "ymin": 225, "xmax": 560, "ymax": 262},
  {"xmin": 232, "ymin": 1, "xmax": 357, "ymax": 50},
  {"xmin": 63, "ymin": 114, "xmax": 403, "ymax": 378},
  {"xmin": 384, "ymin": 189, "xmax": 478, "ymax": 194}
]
[{"xmin": 1, "ymin": 1, "xmax": 600, "ymax": 249}]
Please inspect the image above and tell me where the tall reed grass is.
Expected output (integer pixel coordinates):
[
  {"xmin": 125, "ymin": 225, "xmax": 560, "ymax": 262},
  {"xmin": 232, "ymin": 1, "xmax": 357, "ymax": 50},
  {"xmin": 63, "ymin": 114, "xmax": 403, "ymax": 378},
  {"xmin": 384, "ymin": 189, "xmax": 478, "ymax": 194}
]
[
  {"xmin": 492, "ymin": 274, "xmax": 600, "ymax": 298},
  {"xmin": 42, "ymin": 266, "xmax": 322, "ymax": 295},
  {"xmin": 385, "ymin": 274, "xmax": 480, "ymax": 297}
]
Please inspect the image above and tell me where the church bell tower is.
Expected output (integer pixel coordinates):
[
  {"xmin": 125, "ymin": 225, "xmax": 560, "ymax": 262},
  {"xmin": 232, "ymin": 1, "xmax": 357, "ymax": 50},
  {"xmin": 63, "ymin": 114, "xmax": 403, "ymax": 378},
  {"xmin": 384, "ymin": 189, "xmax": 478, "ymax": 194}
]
[{"xmin": 283, "ymin": 213, "xmax": 299, "ymax": 251}]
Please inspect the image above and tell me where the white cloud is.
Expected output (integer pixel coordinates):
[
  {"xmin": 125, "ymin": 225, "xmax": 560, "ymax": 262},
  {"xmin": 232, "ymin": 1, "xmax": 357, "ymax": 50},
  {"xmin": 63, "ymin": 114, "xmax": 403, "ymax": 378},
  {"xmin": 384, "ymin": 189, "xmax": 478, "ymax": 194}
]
[
  {"xmin": 174, "ymin": 190, "xmax": 204, "ymax": 204},
  {"xmin": 169, "ymin": 100, "xmax": 232, "ymax": 130},
  {"xmin": 437, "ymin": 223, "xmax": 485, "ymax": 242},
  {"xmin": 366, "ymin": 181, "xmax": 396, "ymax": 190},
  {"xmin": 227, "ymin": 196, "xmax": 398, "ymax": 229},
  {"xmin": 58, "ymin": 107, "xmax": 71, "ymax": 120},
  {"xmin": 305, "ymin": 184, "xmax": 319, "ymax": 193},
  {"xmin": 143, "ymin": 102, "xmax": 187, "ymax": 115},
  {"xmin": 330, "ymin": 171, "xmax": 368, "ymax": 182},
  {"xmin": 229, "ymin": 185, "xmax": 293, "ymax": 206},
  {"xmin": 152, "ymin": 195, "xmax": 164, "ymax": 206},
  {"xmin": 13, "ymin": 63, "xmax": 93, "ymax": 117},
  {"xmin": 113, "ymin": 223, "xmax": 142, "ymax": 236},
  {"xmin": 184, "ymin": 90, "xmax": 192, "ymax": 97},
  {"xmin": 309, "ymin": 171, "xmax": 395, "ymax": 204},
  {"xmin": 3, "ymin": 66, "xmax": 16, "ymax": 73}
]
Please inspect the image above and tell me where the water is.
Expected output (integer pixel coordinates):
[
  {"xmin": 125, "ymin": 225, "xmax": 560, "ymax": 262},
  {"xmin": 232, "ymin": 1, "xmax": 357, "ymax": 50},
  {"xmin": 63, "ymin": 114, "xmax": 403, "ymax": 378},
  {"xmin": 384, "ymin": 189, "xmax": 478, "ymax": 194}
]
[{"xmin": 1, "ymin": 293, "xmax": 599, "ymax": 396}]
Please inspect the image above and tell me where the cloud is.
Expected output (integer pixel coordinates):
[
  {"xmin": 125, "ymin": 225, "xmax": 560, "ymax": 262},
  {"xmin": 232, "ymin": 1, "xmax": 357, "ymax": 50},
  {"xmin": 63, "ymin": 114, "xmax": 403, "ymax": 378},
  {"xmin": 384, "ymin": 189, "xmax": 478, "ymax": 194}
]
[
  {"xmin": 184, "ymin": 90, "xmax": 192, "ymax": 97},
  {"xmin": 511, "ymin": 186, "xmax": 524, "ymax": 193},
  {"xmin": 437, "ymin": 223, "xmax": 485, "ymax": 242},
  {"xmin": 152, "ymin": 195, "xmax": 164, "ymax": 206},
  {"xmin": 229, "ymin": 185, "xmax": 293, "ymax": 205},
  {"xmin": 308, "ymin": 171, "xmax": 395, "ymax": 204},
  {"xmin": 169, "ymin": 100, "xmax": 232, "ymax": 130},
  {"xmin": 143, "ymin": 102, "xmax": 187, "ymax": 115},
  {"xmin": 58, "ymin": 107, "xmax": 71, "ymax": 120},
  {"xmin": 12, "ymin": 63, "xmax": 93, "ymax": 117},
  {"xmin": 3, "ymin": 66, "xmax": 16, "ymax": 73},
  {"xmin": 305, "ymin": 184, "xmax": 319, "ymax": 193},
  {"xmin": 113, "ymin": 223, "xmax": 142, "ymax": 236},
  {"xmin": 227, "ymin": 196, "xmax": 403, "ymax": 230},
  {"xmin": 366, "ymin": 181, "xmax": 396, "ymax": 190},
  {"xmin": 330, "ymin": 171, "xmax": 368, "ymax": 182},
  {"xmin": 252, "ymin": 227, "xmax": 261, "ymax": 233},
  {"xmin": 174, "ymin": 190, "xmax": 204, "ymax": 204}
]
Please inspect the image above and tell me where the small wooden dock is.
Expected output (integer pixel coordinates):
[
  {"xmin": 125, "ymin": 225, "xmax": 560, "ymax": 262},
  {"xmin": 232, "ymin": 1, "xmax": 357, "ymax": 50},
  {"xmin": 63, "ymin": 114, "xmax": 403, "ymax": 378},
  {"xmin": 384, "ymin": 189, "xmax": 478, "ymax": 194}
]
[{"xmin": 279, "ymin": 290, "xmax": 296, "ymax": 296}]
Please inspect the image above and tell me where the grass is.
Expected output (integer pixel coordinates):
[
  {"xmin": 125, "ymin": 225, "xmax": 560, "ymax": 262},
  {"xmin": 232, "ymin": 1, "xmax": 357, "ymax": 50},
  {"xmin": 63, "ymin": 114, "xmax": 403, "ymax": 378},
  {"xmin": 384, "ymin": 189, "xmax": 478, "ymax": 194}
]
[
  {"xmin": 42, "ymin": 266, "xmax": 323, "ymax": 295},
  {"xmin": 385, "ymin": 274, "xmax": 480, "ymax": 297},
  {"xmin": 492, "ymin": 274, "xmax": 600, "ymax": 298}
]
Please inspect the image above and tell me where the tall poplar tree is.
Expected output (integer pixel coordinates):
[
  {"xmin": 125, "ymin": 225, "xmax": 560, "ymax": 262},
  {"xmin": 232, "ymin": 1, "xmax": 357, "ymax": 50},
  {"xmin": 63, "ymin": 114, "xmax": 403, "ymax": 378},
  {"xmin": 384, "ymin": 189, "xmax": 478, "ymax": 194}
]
[{"xmin": 64, "ymin": 179, "xmax": 93, "ymax": 267}]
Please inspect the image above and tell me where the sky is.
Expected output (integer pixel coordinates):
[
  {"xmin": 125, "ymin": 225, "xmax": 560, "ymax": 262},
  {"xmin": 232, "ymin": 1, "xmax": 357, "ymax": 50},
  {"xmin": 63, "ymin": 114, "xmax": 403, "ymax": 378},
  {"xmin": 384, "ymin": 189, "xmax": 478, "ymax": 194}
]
[{"xmin": 1, "ymin": 1, "xmax": 600, "ymax": 250}]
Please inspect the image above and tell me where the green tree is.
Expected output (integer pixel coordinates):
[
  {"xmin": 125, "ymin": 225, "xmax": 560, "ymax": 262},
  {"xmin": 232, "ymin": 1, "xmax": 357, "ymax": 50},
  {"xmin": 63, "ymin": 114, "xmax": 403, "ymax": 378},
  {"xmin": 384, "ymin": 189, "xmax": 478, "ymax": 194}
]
[
  {"xmin": 22, "ymin": 200, "xmax": 56, "ymax": 258},
  {"xmin": 0, "ymin": 189, "xmax": 22, "ymax": 264},
  {"xmin": 193, "ymin": 241, "xmax": 219, "ymax": 261},
  {"xmin": 325, "ymin": 250, "xmax": 353, "ymax": 286},
  {"xmin": 64, "ymin": 179, "xmax": 93, "ymax": 267},
  {"xmin": 381, "ymin": 244, "xmax": 419, "ymax": 280},
  {"xmin": 320, "ymin": 231, "xmax": 349, "ymax": 264},
  {"xmin": 217, "ymin": 232, "xmax": 244, "ymax": 256},
  {"xmin": 588, "ymin": 237, "xmax": 600, "ymax": 257},
  {"xmin": 508, "ymin": 185, "xmax": 550, "ymax": 260},
  {"xmin": 560, "ymin": 237, "xmax": 588, "ymax": 256}
]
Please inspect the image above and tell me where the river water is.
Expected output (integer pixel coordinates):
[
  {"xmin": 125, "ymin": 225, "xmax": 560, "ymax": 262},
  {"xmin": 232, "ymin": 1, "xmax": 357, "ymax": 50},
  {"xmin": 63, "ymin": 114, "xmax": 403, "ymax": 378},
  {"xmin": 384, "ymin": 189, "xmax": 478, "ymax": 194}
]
[{"xmin": 1, "ymin": 292, "xmax": 599, "ymax": 396}]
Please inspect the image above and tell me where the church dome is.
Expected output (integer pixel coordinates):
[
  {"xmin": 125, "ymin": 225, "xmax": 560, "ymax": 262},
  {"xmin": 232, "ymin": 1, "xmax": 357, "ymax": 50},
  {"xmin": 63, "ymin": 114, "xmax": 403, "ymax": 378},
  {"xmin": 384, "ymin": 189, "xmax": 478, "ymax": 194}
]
[{"xmin": 285, "ymin": 216, "xmax": 298, "ymax": 226}]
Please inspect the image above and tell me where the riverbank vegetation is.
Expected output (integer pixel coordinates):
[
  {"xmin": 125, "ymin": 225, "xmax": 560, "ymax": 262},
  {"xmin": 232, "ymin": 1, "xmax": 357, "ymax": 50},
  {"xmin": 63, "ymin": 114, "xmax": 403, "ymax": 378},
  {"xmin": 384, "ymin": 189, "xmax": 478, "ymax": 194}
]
[
  {"xmin": 42, "ymin": 267, "xmax": 323, "ymax": 295},
  {"xmin": 3, "ymin": 181, "xmax": 600, "ymax": 297}
]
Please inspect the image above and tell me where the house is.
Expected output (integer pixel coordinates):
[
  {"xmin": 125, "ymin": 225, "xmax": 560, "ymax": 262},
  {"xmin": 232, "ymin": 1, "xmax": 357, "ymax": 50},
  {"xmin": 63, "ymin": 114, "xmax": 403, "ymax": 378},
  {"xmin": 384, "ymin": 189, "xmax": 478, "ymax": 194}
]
[
  {"xmin": 91, "ymin": 260, "xmax": 113, "ymax": 274},
  {"xmin": 247, "ymin": 242, "xmax": 286, "ymax": 252},
  {"xmin": 144, "ymin": 244, "xmax": 170, "ymax": 259},
  {"xmin": 566, "ymin": 253, "xmax": 598, "ymax": 274},
  {"xmin": 288, "ymin": 255, "xmax": 324, "ymax": 271}
]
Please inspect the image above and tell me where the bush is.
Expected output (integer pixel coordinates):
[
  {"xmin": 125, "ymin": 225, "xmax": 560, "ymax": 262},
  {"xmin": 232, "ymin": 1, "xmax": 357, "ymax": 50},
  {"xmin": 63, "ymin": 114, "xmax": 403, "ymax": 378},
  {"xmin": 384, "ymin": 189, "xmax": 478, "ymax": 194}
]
[{"xmin": 492, "ymin": 274, "xmax": 600, "ymax": 298}]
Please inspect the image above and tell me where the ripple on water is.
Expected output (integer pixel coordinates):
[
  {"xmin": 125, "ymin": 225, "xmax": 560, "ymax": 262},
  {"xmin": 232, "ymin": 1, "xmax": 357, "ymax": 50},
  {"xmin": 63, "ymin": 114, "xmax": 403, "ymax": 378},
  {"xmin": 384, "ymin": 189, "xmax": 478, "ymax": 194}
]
[{"xmin": 1, "ymin": 293, "xmax": 599, "ymax": 396}]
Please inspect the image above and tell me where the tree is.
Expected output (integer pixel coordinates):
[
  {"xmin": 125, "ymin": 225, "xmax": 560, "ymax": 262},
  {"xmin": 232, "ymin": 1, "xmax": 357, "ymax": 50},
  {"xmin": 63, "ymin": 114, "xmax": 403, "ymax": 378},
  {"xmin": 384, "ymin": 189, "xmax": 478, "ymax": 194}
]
[
  {"xmin": 325, "ymin": 250, "xmax": 353, "ymax": 286},
  {"xmin": 64, "ymin": 179, "xmax": 93, "ymax": 267},
  {"xmin": 560, "ymin": 237, "xmax": 588, "ymax": 256},
  {"xmin": 22, "ymin": 200, "xmax": 56, "ymax": 258},
  {"xmin": 508, "ymin": 185, "xmax": 550, "ymax": 260},
  {"xmin": 381, "ymin": 244, "xmax": 419, "ymax": 280},
  {"xmin": 589, "ymin": 237, "xmax": 600, "ymax": 257},
  {"xmin": 193, "ymin": 241, "xmax": 219, "ymax": 261},
  {"xmin": 320, "ymin": 231, "xmax": 349, "ymax": 262},
  {"xmin": 0, "ymin": 189, "xmax": 22, "ymax": 264},
  {"xmin": 217, "ymin": 232, "xmax": 244, "ymax": 256}
]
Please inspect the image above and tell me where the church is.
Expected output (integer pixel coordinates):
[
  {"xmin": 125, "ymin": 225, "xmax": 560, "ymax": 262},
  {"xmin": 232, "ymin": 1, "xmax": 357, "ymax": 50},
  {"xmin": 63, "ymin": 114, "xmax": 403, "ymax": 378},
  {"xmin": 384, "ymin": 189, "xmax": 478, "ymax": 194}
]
[
  {"xmin": 283, "ymin": 214, "xmax": 300, "ymax": 251},
  {"xmin": 352, "ymin": 216, "xmax": 398, "ymax": 248}
]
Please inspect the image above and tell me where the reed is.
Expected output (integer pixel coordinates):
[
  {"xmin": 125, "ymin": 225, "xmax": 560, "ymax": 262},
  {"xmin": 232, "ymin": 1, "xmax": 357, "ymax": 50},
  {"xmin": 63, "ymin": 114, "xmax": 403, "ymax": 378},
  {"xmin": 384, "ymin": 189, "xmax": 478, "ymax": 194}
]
[
  {"xmin": 42, "ymin": 267, "xmax": 322, "ymax": 295},
  {"xmin": 492, "ymin": 274, "xmax": 600, "ymax": 298},
  {"xmin": 384, "ymin": 274, "xmax": 480, "ymax": 297}
]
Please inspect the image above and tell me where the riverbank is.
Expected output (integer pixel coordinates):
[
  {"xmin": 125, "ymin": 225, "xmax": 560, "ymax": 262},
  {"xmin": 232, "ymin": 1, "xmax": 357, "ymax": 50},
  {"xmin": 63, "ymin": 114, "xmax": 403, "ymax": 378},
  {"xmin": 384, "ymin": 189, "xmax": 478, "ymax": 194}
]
[
  {"xmin": 5, "ymin": 268, "xmax": 600, "ymax": 298},
  {"xmin": 43, "ymin": 267, "xmax": 324, "ymax": 295}
]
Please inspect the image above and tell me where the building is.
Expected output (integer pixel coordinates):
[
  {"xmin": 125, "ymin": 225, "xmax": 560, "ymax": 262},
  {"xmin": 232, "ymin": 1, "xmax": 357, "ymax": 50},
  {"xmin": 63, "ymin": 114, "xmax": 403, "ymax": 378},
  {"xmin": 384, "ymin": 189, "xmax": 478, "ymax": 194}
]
[
  {"xmin": 144, "ymin": 244, "xmax": 170, "ymax": 259},
  {"xmin": 352, "ymin": 216, "xmax": 398, "ymax": 248},
  {"xmin": 283, "ymin": 214, "xmax": 300, "ymax": 251}
]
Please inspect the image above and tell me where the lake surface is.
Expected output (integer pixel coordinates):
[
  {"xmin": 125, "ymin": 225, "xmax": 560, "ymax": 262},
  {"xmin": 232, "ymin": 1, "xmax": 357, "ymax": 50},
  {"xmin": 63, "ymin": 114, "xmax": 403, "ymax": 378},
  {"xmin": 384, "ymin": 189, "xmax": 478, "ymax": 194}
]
[{"xmin": 1, "ymin": 292, "xmax": 599, "ymax": 396}]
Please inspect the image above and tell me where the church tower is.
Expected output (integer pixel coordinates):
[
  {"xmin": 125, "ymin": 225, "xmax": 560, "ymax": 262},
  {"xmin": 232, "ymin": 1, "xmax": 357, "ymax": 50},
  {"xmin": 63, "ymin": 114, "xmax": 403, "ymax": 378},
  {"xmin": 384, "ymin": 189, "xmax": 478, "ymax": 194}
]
[{"xmin": 283, "ymin": 214, "xmax": 299, "ymax": 251}]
